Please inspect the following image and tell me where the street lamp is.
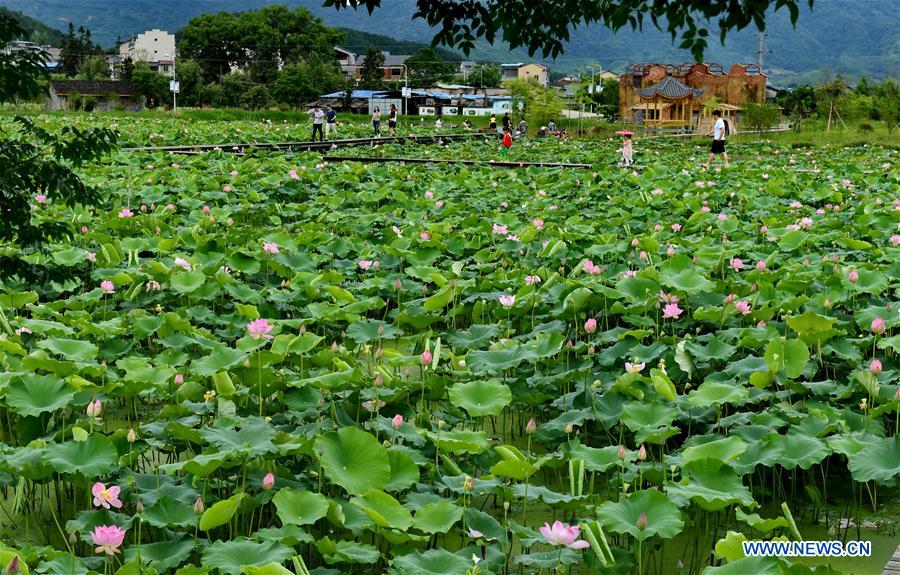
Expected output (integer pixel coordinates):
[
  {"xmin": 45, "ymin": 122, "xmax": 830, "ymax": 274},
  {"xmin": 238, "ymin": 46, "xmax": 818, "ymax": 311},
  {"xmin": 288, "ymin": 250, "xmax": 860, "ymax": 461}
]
[{"xmin": 162, "ymin": 52, "xmax": 177, "ymax": 112}]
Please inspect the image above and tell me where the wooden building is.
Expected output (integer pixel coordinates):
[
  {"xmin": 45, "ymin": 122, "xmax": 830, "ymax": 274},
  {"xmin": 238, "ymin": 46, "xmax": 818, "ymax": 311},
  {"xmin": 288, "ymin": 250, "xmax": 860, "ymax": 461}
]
[
  {"xmin": 46, "ymin": 80, "xmax": 141, "ymax": 112},
  {"xmin": 619, "ymin": 62, "xmax": 766, "ymax": 129}
]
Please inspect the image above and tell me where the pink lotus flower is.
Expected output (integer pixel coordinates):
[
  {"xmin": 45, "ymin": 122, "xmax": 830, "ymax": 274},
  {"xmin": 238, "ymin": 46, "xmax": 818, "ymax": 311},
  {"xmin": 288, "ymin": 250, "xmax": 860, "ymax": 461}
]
[
  {"xmin": 583, "ymin": 260, "xmax": 601, "ymax": 275},
  {"xmin": 425, "ymin": 190, "xmax": 434, "ymax": 199},
  {"xmin": 499, "ymin": 295, "xmax": 516, "ymax": 307},
  {"xmin": 671, "ymin": 223, "xmax": 682, "ymax": 232},
  {"xmin": 166, "ymin": 203, "xmax": 175, "ymax": 211},
  {"xmin": 799, "ymin": 217, "xmax": 813, "ymax": 229},
  {"xmin": 174, "ymin": 257, "xmax": 192, "ymax": 271},
  {"xmin": 700, "ymin": 206, "xmax": 711, "ymax": 213},
  {"xmin": 392, "ymin": 414, "xmax": 404, "ymax": 429},
  {"xmin": 35, "ymin": 194, "xmax": 47, "ymax": 203},
  {"xmin": 667, "ymin": 245, "xmax": 676, "ymax": 256},
  {"xmin": 223, "ymin": 185, "xmax": 232, "ymax": 192},
  {"xmin": 468, "ymin": 528, "xmax": 484, "ymax": 538},
  {"xmin": 145, "ymin": 280, "xmax": 160, "ymax": 291},
  {"xmin": 659, "ymin": 290, "xmax": 679, "ymax": 304},
  {"xmin": 419, "ymin": 231, "xmax": 431, "ymax": 240},
  {"xmin": 247, "ymin": 318, "xmax": 274, "ymax": 340},
  {"xmin": 533, "ymin": 219, "xmax": 544, "ymax": 230},
  {"xmin": 891, "ymin": 235, "xmax": 900, "ymax": 246},
  {"xmin": 230, "ymin": 170, "xmax": 238, "ymax": 177},
  {"xmin": 735, "ymin": 300, "xmax": 752, "ymax": 315},
  {"xmin": 435, "ymin": 200, "xmax": 444, "ymax": 207},
  {"xmin": 539, "ymin": 520, "xmax": 590, "ymax": 549},
  {"xmin": 92, "ymin": 483, "xmax": 123, "ymax": 509},
  {"xmin": 757, "ymin": 320, "xmax": 767, "ymax": 328},
  {"xmin": 174, "ymin": 373, "xmax": 184, "ymax": 385},
  {"xmin": 849, "ymin": 270, "xmax": 859, "ymax": 283},
  {"xmin": 263, "ymin": 242, "xmax": 279, "ymax": 254},
  {"xmin": 86, "ymin": 399, "xmax": 102, "ymax": 418},
  {"xmin": 756, "ymin": 260, "xmax": 766, "ymax": 271},
  {"xmin": 724, "ymin": 293, "xmax": 735, "ymax": 304},
  {"xmin": 86, "ymin": 251, "xmax": 97, "ymax": 262},
  {"xmin": 14, "ymin": 326, "xmax": 31, "ymax": 336},
  {"xmin": 584, "ymin": 318, "xmax": 597, "ymax": 333},
  {"xmin": 625, "ymin": 362, "xmax": 645, "ymax": 374},
  {"xmin": 525, "ymin": 417, "xmax": 537, "ymax": 434},
  {"xmin": 492, "ymin": 223, "xmax": 508, "ymax": 235},
  {"xmin": 718, "ymin": 213, "xmax": 728, "ymax": 221},
  {"xmin": 81, "ymin": 226, "xmax": 89, "ymax": 233},
  {"xmin": 506, "ymin": 234, "xmax": 519, "ymax": 241},
  {"xmin": 639, "ymin": 250, "xmax": 648, "ymax": 260},
  {"xmin": 524, "ymin": 275, "xmax": 542, "ymax": 286},
  {"xmin": 760, "ymin": 225, "xmax": 768, "ymax": 234},
  {"xmin": 262, "ymin": 472, "xmax": 275, "ymax": 491},
  {"xmin": 358, "ymin": 260, "xmax": 378, "ymax": 270},
  {"xmin": 118, "ymin": 208, "xmax": 133, "ymax": 218},
  {"xmin": 731, "ymin": 258, "xmax": 744, "ymax": 271},
  {"xmin": 392, "ymin": 225, "xmax": 403, "ymax": 237},
  {"xmin": 90, "ymin": 525, "xmax": 126, "ymax": 556},
  {"xmin": 289, "ymin": 169, "xmax": 300, "ymax": 180},
  {"xmin": 622, "ymin": 269, "xmax": 637, "ymax": 278},
  {"xmin": 662, "ymin": 303, "xmax": 683, "ymax": 319},
  {"xmin": 100, "ymin": 280, "xmax": 115, "ymax": 293},
  {"xmin": 869, "ymin": 359, "xmax": 882, "ymax": 375},
  {"xmin": 637, "ymin": 444, "xmax": 647, "ymax": 461},
  {"xmin": 871, "ymin": 317, "xmax": 885, "ymax": 334},
  {"xmin": 420, "ymin": 349, "xmax": 433, "ymax": 365}
]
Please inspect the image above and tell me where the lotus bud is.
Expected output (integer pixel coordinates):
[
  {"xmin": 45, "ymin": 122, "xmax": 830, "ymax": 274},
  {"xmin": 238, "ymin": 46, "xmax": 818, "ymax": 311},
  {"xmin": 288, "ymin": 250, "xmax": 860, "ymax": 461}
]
[
  {"xmin": 894, "ymin": 387, "xmax": 900, "ymax": 401},
  {"xmin": 135, "ymin": 499, "xmax": 144, "ymax": 512},
  {"xmin": 86, "ymin": 399, "xmax": 102, "ymax": 418},
  {"xmin": 375, "ymin": 347, "xmax": 383, "ymax": 359},
  {"xmin": 69, "ymin": 532, "xmax": 78, "ymax": 545},
  {"xmin": 636, "ymin": 512, "xmax": 648, "ymax": 530},
  {"xmin": 420, "ymin": 349, "xmax": 433, "ymax": 365},
  {"xmin": 394, "ymin": 278, "xmax": 403, "ymax": 289},
  {"xmin": 869, "ymin": 359, "xmax": 882, "ymax": 375},
  {"xmin": 262, "ymin": 472, "xmax": 275, "ymax": 491},
  {"xmin": 193, "ymin": 497, "xmax": 204, "ymax": 514},
  {"xmin": 463, "ymin": 476, "xmax": 474, "ymax": 491},
  {"xmin": 525, "ymin": 418, "xmax": 536, "ymax": 435},
  {"xmin": 849, "ymin": 270, "xmax": 859, "ymax": 283},
  {"xmin": 584, "ymin": 318, "xmax": 597, "ymax": 334},
  {"xmin": 127, "ymin": 428, "xmax": 136, "ymax": 443},
  {"xmin": 756, "ymin": 260, "xmax": 766, "ymax": 271},
  {"xmin": 377, "ymin": 324, "xmax": 385, "ymax": 335},
  {"xmin": 631, "ymin": 238, "xmax": 639, "ymax": 247},
  {"xmin": 174, "ymin": 373, "xmax": 184, "ymax": 386},
  {"xmin": 331, "ymin": 341, "xmax": 338, "ymax": 352},
  {"xmin": 724, "ymin": 293, "xmax": 735, "ymax": 304},
  {"xmin": 617, "ymin": 445, "xmax": 627, "ymax": 460},
  {"xmin": 566, "ymin": 340, "xmax": 574, "ymax": 349},
  {"xmin": 392, "ymin": 414, "xmax": 403, "ymax": 429},
  {"xmin": 299, "ymin": 324, "xmax": 306, "ymax": 335},
  {"xmin": 760, "ymin": 225, "xmax": 768, "ymax": 234},
  {"xmin": 565, "ymin": 423, "xmax": 574, "ymax": 433},
  {"xmin": 859, "ymin": 397, "xmax": 868, "ymax": 410},
  {"xmin": 374, "ymin": 373, "xmax": 383, "ymax": 387},
  {"xmin": 637, "ymin": 444, "xmax": 647, "ymax": 461},
  {"xmin": 81, "ymin": 226, "xmax": 88, "ymax": 234},
  {"xmin": 6, "ymin": 555, "xmax": 20, "ymax": 574},
  {"xmin": 871, "ymin": 317, "xmax": 886, "ymax": 334},
  {"xmin": 588, "ymin": 345, "xmax": 595, "ymax": 355}
]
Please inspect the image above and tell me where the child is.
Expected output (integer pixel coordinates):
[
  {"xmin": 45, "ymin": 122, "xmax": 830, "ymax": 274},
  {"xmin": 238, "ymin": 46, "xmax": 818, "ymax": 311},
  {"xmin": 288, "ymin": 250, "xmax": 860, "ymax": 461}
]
[
  {"xmin": 616, "ymin": 130, "xmax": 634, "ymax": 165},
  {"xmin": 500, "ymin": 128, "xmax": 513, "ymax": 155}
]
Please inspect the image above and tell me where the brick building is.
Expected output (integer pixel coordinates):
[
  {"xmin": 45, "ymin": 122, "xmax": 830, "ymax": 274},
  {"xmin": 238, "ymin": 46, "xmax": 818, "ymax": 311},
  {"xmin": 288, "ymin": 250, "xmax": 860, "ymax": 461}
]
[{"xmin": 620, "ymin": 62, "xmax": 766, "ymax": 130}]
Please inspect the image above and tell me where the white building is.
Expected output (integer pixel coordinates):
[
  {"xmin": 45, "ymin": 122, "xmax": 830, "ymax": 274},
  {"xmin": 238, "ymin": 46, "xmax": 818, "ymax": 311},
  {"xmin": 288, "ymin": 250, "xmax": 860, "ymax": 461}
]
[{"xmin": 119, "ymin": 29, "xmax": 176, "ymax": 77}]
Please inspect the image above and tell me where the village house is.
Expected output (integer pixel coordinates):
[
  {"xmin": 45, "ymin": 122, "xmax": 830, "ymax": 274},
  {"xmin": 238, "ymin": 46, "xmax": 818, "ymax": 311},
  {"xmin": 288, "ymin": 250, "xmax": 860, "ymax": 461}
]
[
  {"xmin": 46, "ymin": 80, "xmax": 141, "ymax": 111},
  {"xmin": 334, "ymin": 46, "xmax": 411, "ymax": 84},
  {"xmin": 118, "ymin": 29, "xmax": 176, "ymax": 77},
  {"xmin": 2, "ymin": 40, "xmax": 61, "ymax": 72},
  {"xmin": 619, "ymin": 62, "xmax": 767, "ymax": 131},
  {"xmin": 500, "ymin": 63, "xmax": 550, "ymax": 87}
]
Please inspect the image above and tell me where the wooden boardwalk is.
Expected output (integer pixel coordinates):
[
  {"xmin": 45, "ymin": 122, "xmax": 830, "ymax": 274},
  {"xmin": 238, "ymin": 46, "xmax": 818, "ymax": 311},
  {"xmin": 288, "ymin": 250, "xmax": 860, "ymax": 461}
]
[
  {"xmin": 123, "ymin": 133, "xmax": 493, "ymax": 155},
  {"xmin": 322, "ymin": 155, "xmax": 593, "ymax": 170},
  {"xmin": 883, "ymin": 543, "xmax": 900, "ymax": 575}
]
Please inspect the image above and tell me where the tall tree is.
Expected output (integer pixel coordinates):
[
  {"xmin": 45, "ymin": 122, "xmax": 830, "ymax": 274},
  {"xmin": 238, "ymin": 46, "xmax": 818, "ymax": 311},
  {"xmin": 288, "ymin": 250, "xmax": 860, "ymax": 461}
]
[
  {"xmin": 59, "ymin": 22, "xmax": 101, "ymax": 77},
  {"xmin": 77, "ymin": 55, "xmax": 109, "ymax": 80},
  {"xmin": 467, "ymin": 64, "xmax": 501, "ymax": 88},
  {"xmin": 325, "ymin": 0, "xmax": 812, "ymax": 60},
  {"xmin": 0, "ymin": 13, "xmax": 116, "ymax": 253},
  {"xmin": 405, "ymin": 47, "xmax": 456, "ymax": 87},
  {"xmin": 359, "ymin": 48, "xmax": 385, "ymax": 89}
]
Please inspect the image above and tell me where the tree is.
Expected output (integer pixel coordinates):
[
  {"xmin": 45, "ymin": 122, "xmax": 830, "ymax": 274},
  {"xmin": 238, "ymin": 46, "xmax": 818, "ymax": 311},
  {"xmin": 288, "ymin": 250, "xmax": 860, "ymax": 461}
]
[
  {"xmin": 77, "ymin": 55, "xmax": 109, "ymax": 81},
  {"xmin": 359, "ymin": 48, "xmax": 385, "ymax": 89},
  {"xmin": 242, "ymin": 84, "xmax": 271, "ymax": 110},
  {"xmin": 325, "ymin": 0, "xmax": 812, "ymax": 60},
  {"xmin": 875, "ymin": 78, "xmax": 899, "ymax": 134},
  {"xmin": 405, "ymin": 47, "xmax": 456, "ymax": 87},
  {"xmin": 575, "ymin": 77, "xmax": 619, "ymax": 119},
  {"xmin": 467, "ymin": 64, "xmax": 500, "ymax": 88},
  {"xmin": 0, "ymin": 13, "xmax": 116, "ymax": 253},
  {"xmin": 173, "ymin": 59, "xmax": 204, "ymax": 107},
  {"xmin": 59, "ymin": 22, "xmax": 101, "ymax": 77},
  {"xmin": 741, "ymin": 102, "xmax": 780, "ymax": 131},
  {"xmin": 507, "ymin": 79, "xmax": 563, "ymax": 132},
  {"xmin": 119, "ymin": 57, "xmax": 135, "ymax": 81},
  {"xmin": 131, "ymin": 63, "xmax": 169, "ymax": 108}
]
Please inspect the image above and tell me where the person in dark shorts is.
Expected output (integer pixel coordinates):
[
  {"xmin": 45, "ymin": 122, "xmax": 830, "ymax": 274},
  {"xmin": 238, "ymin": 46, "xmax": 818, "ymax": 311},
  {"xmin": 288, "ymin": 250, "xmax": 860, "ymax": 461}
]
[
  {"xmin": 703, "ymin": 109, "xmax": 729, "ymax": 168},
  {"xmin": 388, "ymin": 104, "xmax": 398, "ymax": 135},
  {"xmin": 489, "ymin": 114, "xmax": 497, "ymax": 131},
  {"xmin": 309, "ymin": 104, "xmax": 324, "ymax": 142},
  {"xmin": 502, "ymin": 112, "xmax": 511, "ymax": 132}
]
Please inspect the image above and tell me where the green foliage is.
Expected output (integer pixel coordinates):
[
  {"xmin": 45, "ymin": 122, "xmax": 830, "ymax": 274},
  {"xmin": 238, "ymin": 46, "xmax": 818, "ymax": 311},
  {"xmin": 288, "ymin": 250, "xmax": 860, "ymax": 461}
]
[
  {"xmin": 0, "ymin": 6, "xmax": 64, "ymax": 46},
  {"xmin": 327, "ymin": 0, "xmax": 812, "ymax": 60},
  {"xmin": 131, "ymin": 63, "xmax": 170, "ymax": 108},
  {"xmin": 359, "ymin": 47, "xmax": 385, "ymax": 90},
  {"xmin": 405, "ymin": 47, "xmax": 456, "ymax": 87},
  {"xmin": 271, "ymin": 58, "xmax": 345, "ymax": 108},
  {"xmin": 58, "ymin": 22, "xmax": 102, "ymax": 78},
  {"xmin": 466, "ymin": 64, "xmax": 501, "ymax": 88},
  {"xmin": 507, "ymin": 79, "xmax": 563, "ymax": 131},
  {"xmin": 741, "ymin": 102, "xmax": 780, "ymax": 132},
  {"xmin": 76, "ymin": 55, "xmax": 109, "ymax": 81}
]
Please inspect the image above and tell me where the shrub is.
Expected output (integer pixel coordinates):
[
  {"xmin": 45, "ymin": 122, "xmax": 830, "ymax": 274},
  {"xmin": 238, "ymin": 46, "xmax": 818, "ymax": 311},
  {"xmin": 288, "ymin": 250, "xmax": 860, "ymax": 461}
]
[{"xmin": 742, "ymin": 102, "xmax": 780, "ymax": 132}]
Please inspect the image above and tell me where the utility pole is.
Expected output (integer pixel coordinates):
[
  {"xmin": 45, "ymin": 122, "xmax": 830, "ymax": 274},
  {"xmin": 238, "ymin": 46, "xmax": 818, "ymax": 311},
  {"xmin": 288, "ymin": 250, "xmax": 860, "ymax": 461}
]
[{"xmin": 758, "ymin": 32, "xmax": 765, "ymax": 71}]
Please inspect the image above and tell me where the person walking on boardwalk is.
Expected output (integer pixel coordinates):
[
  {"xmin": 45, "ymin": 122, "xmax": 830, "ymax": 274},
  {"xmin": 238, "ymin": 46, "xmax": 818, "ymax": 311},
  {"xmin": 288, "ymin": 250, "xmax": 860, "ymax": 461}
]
[
  {"xmin": 500, "ymin": 127, "xmax": 513, "ymax": 155},
  {"xmin": 489, "ymin": 113, "xmax": 497, "ymax": 132},
  {"xmin": 372, "ymin": 106, "xmax": 381, "ymax": 136},
  {"xmin": 388, "ymin": 104, "xmax": 398, "ymax": 135},
  {"xmin": 309, "ymin": 104, "xmax": 325, "ymax": 142},
  {"xmin": 324, "ymin": 105, "xmax": 338, "ymax": 140},
  {"xmin": 703, "ymin": 109, "xmax": 729, "ymax": 168},
  {"xmin": 616, "ymin": 129, "xmax": 634, "ymax": 165},
  {"xmin": 502, "ymin": 112, "xmax": 511, "ymax": 133}
]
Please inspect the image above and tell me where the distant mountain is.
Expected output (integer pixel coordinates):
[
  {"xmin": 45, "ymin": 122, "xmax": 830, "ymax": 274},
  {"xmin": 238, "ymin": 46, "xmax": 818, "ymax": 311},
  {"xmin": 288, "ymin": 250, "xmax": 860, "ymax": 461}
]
[
  {"xmin": 2, "ymin": 0, "xmax": 897, "ymax": 84},
  {"xmin": 0, "ymin": 5, "xmax": 64, "ymax": 45},
  {"xmin": 336, "ymin": 28, "xmax": 460, "ymax": 62}
]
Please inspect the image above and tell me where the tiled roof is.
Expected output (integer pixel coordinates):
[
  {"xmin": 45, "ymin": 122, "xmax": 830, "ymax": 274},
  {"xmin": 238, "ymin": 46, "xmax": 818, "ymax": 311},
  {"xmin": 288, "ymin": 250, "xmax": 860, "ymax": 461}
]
[
  {"xmin": 636, "ymin": 76, "xmax": 703, "ymax": 99},
  {"xmin": 49, "ymin": 80, "xmax": 136, "ymax": 96}
]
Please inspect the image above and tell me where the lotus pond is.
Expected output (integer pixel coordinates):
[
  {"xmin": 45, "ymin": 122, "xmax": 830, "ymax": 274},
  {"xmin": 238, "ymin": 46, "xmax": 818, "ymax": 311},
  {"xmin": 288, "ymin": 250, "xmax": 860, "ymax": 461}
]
[{"xmin": 0, "ymin": 115, "xmax": 899, "ymax": 575}]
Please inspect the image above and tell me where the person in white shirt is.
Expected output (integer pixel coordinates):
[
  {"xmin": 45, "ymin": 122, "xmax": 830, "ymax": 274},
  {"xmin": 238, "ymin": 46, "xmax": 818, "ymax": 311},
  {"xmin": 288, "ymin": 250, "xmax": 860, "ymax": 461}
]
[
  {"xmin": 703, "ymin": 109, "xmax": 729, "ymax": 168},
  {"xmin": 309, "ymin": 105, "xmax": 325, "ymax": 142}
]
